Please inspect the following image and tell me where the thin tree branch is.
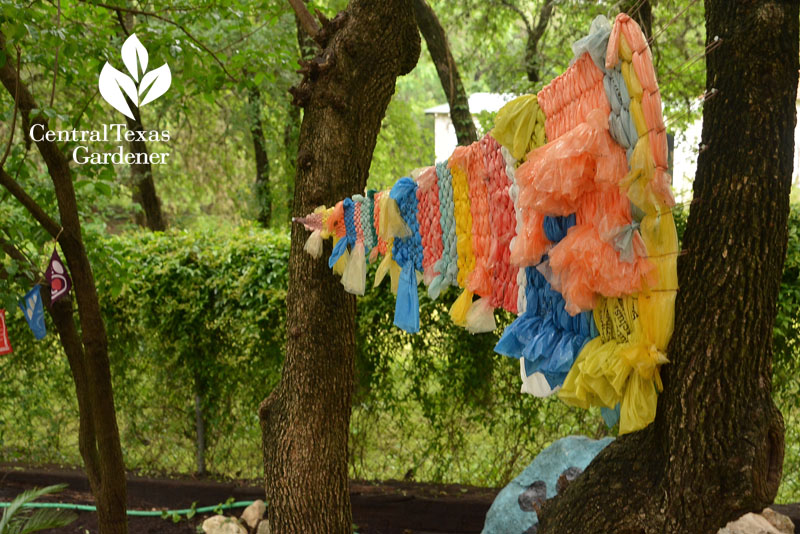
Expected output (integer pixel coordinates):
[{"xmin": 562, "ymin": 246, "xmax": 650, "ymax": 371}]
[
  {"xmin": 79, "ymin": 0, "xmax": 239, "ymax": 83},
  {"xmin": 72, "ymin": 88, "xmax": 100, "ymax": 130},
  {"xmin": 0, "ymin": 45, "xmax": 20, "ymax": 171},
  {"xmin": 0, "ymin": 168, "xmax": 61, "ymax": 238},
  {"xmin": 214, "ymin": 19, "xmax": 271, "ymax": 54},
  {"xmin": 0, "ymin": 232, "xmax": 41, "ymax": 282},
  {"xmin": 287, "ymin": 0, "xmax": 321, "ymax": 43},
  {"xmin": 115, "ymin": 8, "xmax": 130, "ymax": 37},
  {"xmin": 530, "ymin": 0, "xmax": 555, "ymax": 45},
  {"xmin": 497, "ymin": 0, "xmax": 531, "ymax": 33},
  {"xmin": 50, "ymin": 0, "xmax": 61, "ymax": 108}
]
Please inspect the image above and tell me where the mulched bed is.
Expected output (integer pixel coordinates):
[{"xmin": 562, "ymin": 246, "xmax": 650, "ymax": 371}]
[
  {"xmin": 0, "ymin": 465, "xmax": 497, "ymax": 534},
  {"xmin": 2, "ymin": 464, "xmax": 799, "ymax": 533}
]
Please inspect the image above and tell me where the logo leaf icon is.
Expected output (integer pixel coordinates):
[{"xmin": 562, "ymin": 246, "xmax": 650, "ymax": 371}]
[
  {"xmin": 138, "ymin": 64, "xmax": 172, "ymax": 107},
  {"xmin": 121, "ymin": 33, "xmax": 148, "ymax": 82},
  {"xmin": 98, "ymin": 63, "xmax": 138, "ymax": 119}
]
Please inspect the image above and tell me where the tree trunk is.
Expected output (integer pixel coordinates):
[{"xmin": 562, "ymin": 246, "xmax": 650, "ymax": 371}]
[
  {"xmin": 117, "ymin": 11, "xmax": 166, "ymax": 232},
  {"xmin": 258, "ymin": 1, "xmax": 419, "ymax": 533},
  {"xmin": 0, "ymin": 32, "xmax": 129, "ymax": 534},
  {"xmin": 283, "ymin": 104, "xmax": 299, "ymax": 223},
  {"xmin": 538, "ymin": 2, "xmax": 798, "ymax": 533},
  {"xmin": 126, "ymin": 107, "xmax": 166, "ymax": 231},
  {"xmin": 248, "ymin": 85, "xmax": 272, "ymax": 227},
  {"xmin": 194, "ymin": 392, "xmax": 207, "ymax": 476},
  {"xmin": 523, "ymin": 0, "xmax": 555, "ymax": 83},
  {"xmin": 411, "ymin": 0, "xmax": 476, "ymax": 145}
]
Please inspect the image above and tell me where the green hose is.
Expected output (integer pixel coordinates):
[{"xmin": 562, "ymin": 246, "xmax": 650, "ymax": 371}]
[{"xmin": 0, "ymin": 500, "xmax": 256, "ymax": 517}]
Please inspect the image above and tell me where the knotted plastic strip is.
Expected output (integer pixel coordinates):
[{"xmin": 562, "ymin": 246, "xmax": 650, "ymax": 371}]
[
  {"xmin": 327, "ymin": 201, "xmax": 350, "ymax": 275},
  {"xmin": 415, "ymin": 166, "xmax": 444, "ymax": 286},
  {"xmin": 482, "ymin": 134, "xmax": 518, "ymax": 314},
  {"xmin": 448, "ymin": 146, "xmax": 476, "ymax": 327},
  {"xmin": 538, "ymin": 52, "xmax": 610, "ymax": 141},
  {"xmin": 341, "ymin": 198, "xmax": 367, "ymax": 296},
  {"xmin": 429, "ymin": 160, "xmax": 459, "ymax": 300},
  {"xmin": 294, "ymin": 206, "xmax": 327, "ymax": 259},
  {"xmin": 390, "ymin": 177, "xmax": 424, "ymax": 333},
  {"xmin": 607, "ymin": 14, "xmax": 675, "ymax": 209},
  {"xmin": 355, "ymin": 193, "xmax": 377, "ymax": 259}
]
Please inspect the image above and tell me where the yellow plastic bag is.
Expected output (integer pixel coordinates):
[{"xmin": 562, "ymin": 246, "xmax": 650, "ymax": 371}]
[
  {"xmin": 449, "ymin": 289, "xmax": 474, "ymax": 327},
  {"xmin": 491, "ymin": 94, "xmax": 546, "ymax": 161}
]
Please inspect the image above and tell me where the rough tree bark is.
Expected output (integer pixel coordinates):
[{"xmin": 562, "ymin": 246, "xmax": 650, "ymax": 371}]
[
  {"xmin": 248, "ymin": 85, "xmax": 272, "ymax": 227},
  {"xmin": 538, "ymin": 2, "xmax": 798, "ymax": 533},
  {"xmin": 411, "ymin": 0, "xmax": 476, "ymax": 145},
  {"xmin": 258, "ymin": 1, "xmax": 419, "ymax": 533},
  {"xmin": 0, "ymin": 32, "xmax": 128, "ymax": 534}
]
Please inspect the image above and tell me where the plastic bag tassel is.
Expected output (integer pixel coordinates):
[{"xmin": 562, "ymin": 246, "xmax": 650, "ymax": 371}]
[
  {"xmin": 466, "ymin": 297, "xmax": 497, "ymax": 334},
  {"xmin": 449, "ymin": 289, "xmax": 473, "ymax": 327},
  {"xmin": 304, "ymin": 229, "xmax": 323, "ymax": 259},
  {"xmin": 393, "ymin": 265, "xmax": 420, "ymax": 333},
  {"xmin": 328, "ymin": 236, "xmax": 349, "ymax": 270},
  {"xmin": 341, "ymin": 242, "xmax": 366, "ymax": 296}
]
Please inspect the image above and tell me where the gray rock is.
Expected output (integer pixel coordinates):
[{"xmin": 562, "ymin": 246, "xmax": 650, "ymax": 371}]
[
  {"xmin": 762, "ymin": 508, "xmax": 795, "ymax": 534},
  {"xmin": 202, "ymin": 515, "xmax": 248, "ymax": 534},
  {"xmin": 518, "ymin": 481, "xmax": 547, "ymax": 512},
  {"xmin": 556, "ymin": 466, "xmax": 583, "ymax": 494},
  {"xmin": 718, "ymin": 511, "xmax": 794, "ymax": 534},
  {"xmin": 481, "ymin": 435, "xmax": 614, "ymax": 534},
  {"xmin": 241, "ymin": 500, "xmax": 266, "ymax": 529},
  {"xmin": 256, "ymin": 519, "xmax": 271, "ymax": 534}
]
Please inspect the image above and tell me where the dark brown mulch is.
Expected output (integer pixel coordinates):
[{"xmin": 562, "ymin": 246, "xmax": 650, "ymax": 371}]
[{"xmin": 0, "ymin": 465, "xmax": 497, "ymax": 534}]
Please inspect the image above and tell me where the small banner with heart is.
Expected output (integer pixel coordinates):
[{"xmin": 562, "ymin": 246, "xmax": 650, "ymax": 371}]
[{"xmin": 44, "ymin": 248, "xmax": 72, "ymax": 305}]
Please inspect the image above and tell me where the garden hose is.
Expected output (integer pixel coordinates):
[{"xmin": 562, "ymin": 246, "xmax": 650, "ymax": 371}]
[{"xmin": 0, "ymin": 500, "xmax": 256, "ymax": 517}]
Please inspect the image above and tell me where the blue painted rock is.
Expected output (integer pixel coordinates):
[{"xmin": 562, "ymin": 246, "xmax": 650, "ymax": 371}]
[{"xmin": 481, "ymin": 435, "xmax": 614, "ymax": 534}]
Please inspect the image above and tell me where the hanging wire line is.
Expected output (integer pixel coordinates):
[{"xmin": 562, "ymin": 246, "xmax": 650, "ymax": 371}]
[
  {"xmin": 661, "ymin": 36, "xmax": 722, "ymax": 83},
  {"xmin": 626, "ymin": 0, "xmax": 649, "ymax": 20},
  {"xmin": 664, "ymin": 88, "xmax": 718, "ymax": 127},
  {"xmin": 648, "ymin": 0, "xmax": 702, "ymax": 45}
]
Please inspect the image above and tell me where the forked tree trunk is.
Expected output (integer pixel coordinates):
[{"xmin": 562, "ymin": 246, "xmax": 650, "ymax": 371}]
[
  {"xmin": 538, "ymin": 2, "xmax": 798, "ymax": 533},
  {"xmin": 411, "ymin": 0, "xmax": 477, "ymax": 145},
  {"xmin": 258, "ymin": 1, "xmax": 419, "ymax": 533},
  {"xmin": 0, "ymin": 32, "xmax": 128, "ymax": 534},
  {"xmin": 523, "ymin": 0, "xmax": 555, "ymax": 83}
]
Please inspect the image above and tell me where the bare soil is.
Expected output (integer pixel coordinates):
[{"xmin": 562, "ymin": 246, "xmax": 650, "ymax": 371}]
[{"xmin": 0, "ymin": 464, "xmax": 497, "ymax": 533}]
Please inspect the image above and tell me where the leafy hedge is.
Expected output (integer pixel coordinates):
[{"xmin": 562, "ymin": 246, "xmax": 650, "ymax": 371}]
[{"xmin": 2, "ymin": 208, "xmax": 799, "ymax": 498}]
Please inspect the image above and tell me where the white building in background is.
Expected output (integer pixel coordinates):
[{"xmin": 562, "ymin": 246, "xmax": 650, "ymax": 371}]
[
  {"xmin": 668, "ymin": 88, "xmax": 800, "ymax": 202},
  {"xmin": 428, "ymin": 92, "xmax": 800, "ymax": 201},
  {"xmin": 425, "ymin": 92, "xmax": 515, "ymax": 162}
]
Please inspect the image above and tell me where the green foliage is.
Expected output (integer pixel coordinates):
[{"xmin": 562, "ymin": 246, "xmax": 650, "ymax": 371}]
[
  {"xmin": 0, "ymin": 484, "xmax": 76, "ymax": 534},
  {"xmin": 773, "ymin": 205, "xmax": 800, "ymax": 502},
  {"xmin": 93, "ymin": 225, "xmax": 289, "ymax": 475}
]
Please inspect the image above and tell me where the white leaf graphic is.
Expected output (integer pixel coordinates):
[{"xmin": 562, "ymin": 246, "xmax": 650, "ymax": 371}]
[
  {"xmin": 138, "ymin": 64, "xmax": 172, "ymax": 107},
  {"xmin": 99, "ymin": 63, "xmax": 138, "ymax": 119},
  {"xmin": 121, "ymin": 33, "xmax": 148, "ymax": 82}
]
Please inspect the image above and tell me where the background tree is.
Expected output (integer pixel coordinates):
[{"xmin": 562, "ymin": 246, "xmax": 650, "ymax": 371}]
[
  {"xmin": 0, "ymin": 30, "xmax": 129, "ymax": 534},
  {"xmin": 258, "ymin": 1, "xmax": 420, "ymax": 532},
  {"xmin": 412, "ymin": 0, "xmax": 477, "ymax": 145},
  {"xmin": 538, "ymin": 1, "xmax": 799, "ymax": 532}
]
